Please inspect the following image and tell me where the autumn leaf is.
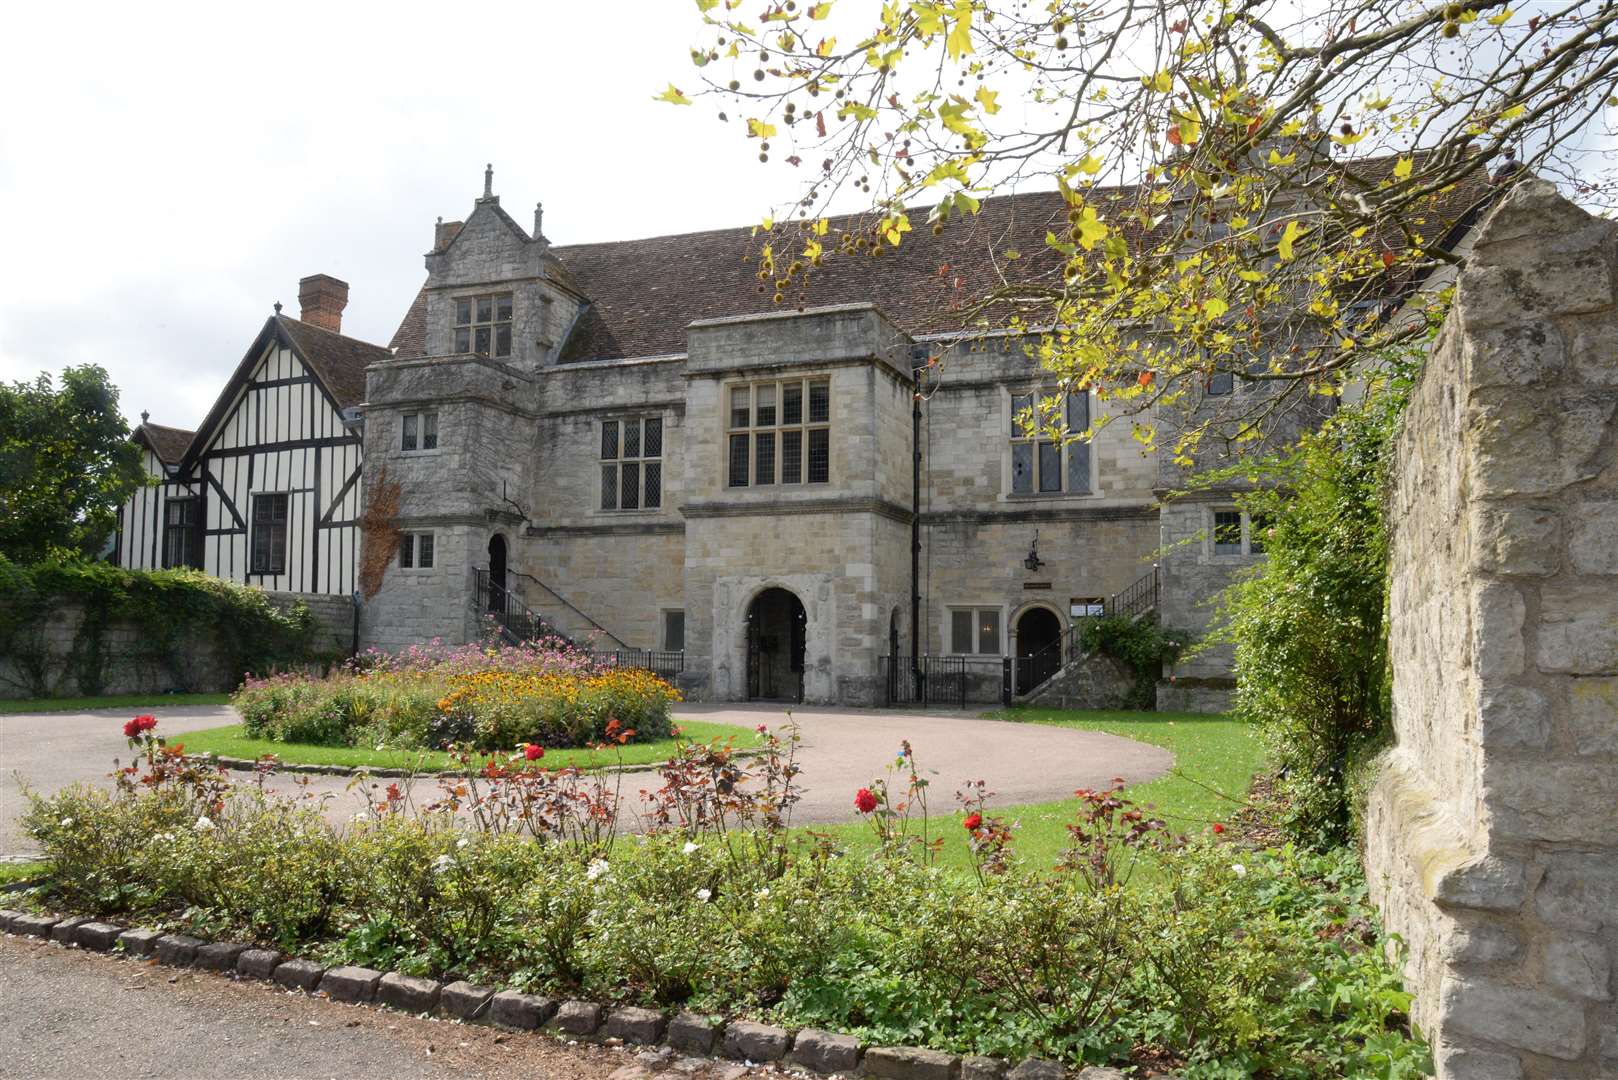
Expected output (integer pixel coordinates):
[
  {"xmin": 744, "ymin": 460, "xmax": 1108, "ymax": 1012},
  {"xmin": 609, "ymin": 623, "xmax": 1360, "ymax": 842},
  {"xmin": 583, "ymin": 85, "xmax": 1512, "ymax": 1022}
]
[
  {"xmin": 1075, "ymin": 206, "xmax": 1109, "ymax": 250},
  {"xmin": 975, "ymin": 85, "xmax": 1000, "ymax": 115},
  {"xmin": 1278, "ymin": 220, "xmax": 1302, "ymax": 261},
  {"xmin": 809, "ymin": 1, "xmax": 833, "ymax": 18},
  {"xmin": 1392, "ymin": 156, "xmax": 1414, "ymax": 181},
  {"xmin": 747, "ymin": 118, "xmax": 778, "ymax": 139},
  {"xmin": 816, "ymin": 111, "xmax": 827, "ymax": 137},
  {"xmin": 655, "ymin": 84, "xmax": 693, "ymax": 106}
]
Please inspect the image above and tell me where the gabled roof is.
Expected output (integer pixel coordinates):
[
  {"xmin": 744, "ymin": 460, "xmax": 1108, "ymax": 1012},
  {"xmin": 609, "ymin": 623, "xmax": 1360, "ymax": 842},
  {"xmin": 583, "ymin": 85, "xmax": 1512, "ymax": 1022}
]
[
  {"xmin": 177, "ymin": 314, "xmax": 391, "ymax": 473},
  {"xmin": 389, "ymin": 157, "xmax": 1498, "ymax": 365},
  {"xmin": 133, "ymin": 421, "xmax": 195, "ymax": 466}
]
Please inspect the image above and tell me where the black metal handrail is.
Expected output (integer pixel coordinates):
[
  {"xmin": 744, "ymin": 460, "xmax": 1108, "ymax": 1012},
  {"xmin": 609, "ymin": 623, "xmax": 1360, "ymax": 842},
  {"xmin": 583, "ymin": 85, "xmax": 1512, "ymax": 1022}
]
[
  {"xmin": 473, "ymin": 567, "xmax": 574, "ymax": 647},
  {"xmin": 509, "ymin": 570, "xmax": 628, "ymax": 650},
  {"xmin": 1111, "ymin": 564, "xmax": 1160, "ymax": 621}
]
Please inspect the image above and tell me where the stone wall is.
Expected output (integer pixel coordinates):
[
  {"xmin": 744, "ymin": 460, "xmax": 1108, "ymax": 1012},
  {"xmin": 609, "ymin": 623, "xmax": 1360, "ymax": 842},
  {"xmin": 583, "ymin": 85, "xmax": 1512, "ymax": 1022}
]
[
  {"xmin": 1364, "ymin": 179, "xmax": 1618, "ymax": 1078},
  {"xmin": 267, "ymin": 592, "xmax": 354, "ymax": 657},
  {"xmin": 0, "ymin": 603, "xmax": 234, "ymax": 699}
]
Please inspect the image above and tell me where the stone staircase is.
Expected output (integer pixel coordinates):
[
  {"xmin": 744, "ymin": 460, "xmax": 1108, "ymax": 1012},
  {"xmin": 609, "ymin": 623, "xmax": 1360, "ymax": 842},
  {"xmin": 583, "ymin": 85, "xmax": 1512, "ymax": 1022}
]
[{"xmin": 1015, "ymin": 565, "xmax": 1159, "ymax": 709}]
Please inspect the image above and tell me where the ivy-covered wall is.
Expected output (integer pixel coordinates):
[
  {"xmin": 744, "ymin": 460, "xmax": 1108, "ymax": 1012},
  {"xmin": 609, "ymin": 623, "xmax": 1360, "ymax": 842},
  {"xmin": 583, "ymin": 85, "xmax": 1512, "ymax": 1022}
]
[{"xmin": 0, "ymin": 559, "xmax": 329, "ymax": 699}]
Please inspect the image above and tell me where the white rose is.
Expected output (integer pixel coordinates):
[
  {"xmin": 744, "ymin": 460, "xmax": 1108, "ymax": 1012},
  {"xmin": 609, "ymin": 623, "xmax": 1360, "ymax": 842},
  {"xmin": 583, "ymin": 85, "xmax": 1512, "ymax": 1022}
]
[
  {"xmin": 695, "ymin": 888, "xmax": 712, "ymax": 902},
  {"xmin": 351, "ymin": 811, "xmax": 370, "ymax": 823},
  {"xmin": 682, "ymin": 841, "xmax": 699, "ymax": 855},
  {"xmin": 1232, "ymin": 863, "xmax": 1247, "ymax": 877},
  {"xmin": 433, "ymin": 854, "xmax": 454, "ymax": 873},
  {"xmin": 58, "ymin": 817, "xmax": 74, "ymax": 827},
  {"xmin": 586, "ymin": 859, "xmax": 610, "ymax": 881},
  {"xmin": 194, "ymin": 816, "xmax": 215, "ymax": 831},
  {"xmin": 456, "ymin": 837, "xmax": 469, "ymax": 849}
]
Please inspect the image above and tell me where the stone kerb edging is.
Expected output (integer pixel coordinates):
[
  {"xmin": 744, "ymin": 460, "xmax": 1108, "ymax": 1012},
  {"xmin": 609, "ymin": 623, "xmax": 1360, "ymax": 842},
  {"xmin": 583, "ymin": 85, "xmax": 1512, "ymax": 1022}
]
[
  {"xmin": 196, "ymin": 748, "xmax": 763, "ymax": 780},
  {"xmin": 0, "ymin": 907, "xmax": 1167, "ymax": 1080}
]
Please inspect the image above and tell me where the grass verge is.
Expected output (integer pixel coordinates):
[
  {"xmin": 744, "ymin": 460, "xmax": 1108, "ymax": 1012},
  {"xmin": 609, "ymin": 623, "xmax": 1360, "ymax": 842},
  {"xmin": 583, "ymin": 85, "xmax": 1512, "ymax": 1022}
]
[
  {"xmin": 175, "ymin": 718, "xmax": 754, "ymax": 773},
  {"xmin": 0, "ymin": 861, "xmax": 49, "ymax": 887},
  {"xmin": 812, "ymin": 708, "xmax": 1264, "ymax": 870},
  {"xmin": 0, "ymin": 693, "xmax": 232, "ymax": 716}
]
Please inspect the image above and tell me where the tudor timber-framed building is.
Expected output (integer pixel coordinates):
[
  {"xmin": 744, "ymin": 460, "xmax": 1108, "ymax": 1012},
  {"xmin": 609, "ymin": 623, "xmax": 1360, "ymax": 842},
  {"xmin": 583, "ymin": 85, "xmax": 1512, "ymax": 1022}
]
[{"xmin": 120, "ymin": 167, "xmax": 1486, "ymax": 710}]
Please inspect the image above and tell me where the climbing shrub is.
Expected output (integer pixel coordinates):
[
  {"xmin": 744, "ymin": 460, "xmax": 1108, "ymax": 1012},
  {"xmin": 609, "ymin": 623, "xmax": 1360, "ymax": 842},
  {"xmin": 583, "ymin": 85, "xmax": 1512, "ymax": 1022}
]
[
  {"xmin": 1077, "ymin": 616, "xmax": 1189, "ymax": 709},
  {"xmin": 1211, "ymin": 356, "xmax": 1417, "ymax": 847},
  {"xmin": 0, "ymin": 556, "xmax": 320, "ymax": 697}
]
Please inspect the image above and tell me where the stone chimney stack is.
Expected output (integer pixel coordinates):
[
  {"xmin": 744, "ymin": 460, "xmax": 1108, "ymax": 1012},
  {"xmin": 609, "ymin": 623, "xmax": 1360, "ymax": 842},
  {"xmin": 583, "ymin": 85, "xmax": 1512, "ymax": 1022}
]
[{"xmin": 297, "ymin": 274, "xmax": 349, "ymax": 333}]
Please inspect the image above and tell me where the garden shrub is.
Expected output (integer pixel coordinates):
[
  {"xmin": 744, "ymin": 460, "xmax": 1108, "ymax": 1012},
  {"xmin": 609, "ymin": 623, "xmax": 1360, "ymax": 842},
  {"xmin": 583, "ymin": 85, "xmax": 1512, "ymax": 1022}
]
[
  {"xmin": 233, "ymin": 650, "xmax": 680, "ymax": 753},
  {"xmin": 1077, "ymin": 615, "xmax": 1189, "ymax": 709},
  {"xmin": 19, "ymin": 717, "xmax": 1432, "ymax": 1077},
  {"xmin": 1208, "ymin": 353, "xmax": 1419, "ymax": 847},
  {"xmin": 0, "ymin": 555, "xmax": 320, "ymax": 697}
]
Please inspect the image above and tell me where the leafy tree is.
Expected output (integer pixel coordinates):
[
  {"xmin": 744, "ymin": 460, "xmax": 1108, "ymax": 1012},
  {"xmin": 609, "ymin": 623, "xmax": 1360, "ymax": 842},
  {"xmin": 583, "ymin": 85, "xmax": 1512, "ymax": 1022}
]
[
  {"xmin": 0, "ymin": 366, "xmax": 149, "ymax": 563},
  {"xmin": 669, "ymin": 0, "xmax": 1617, "ymax": 456}
]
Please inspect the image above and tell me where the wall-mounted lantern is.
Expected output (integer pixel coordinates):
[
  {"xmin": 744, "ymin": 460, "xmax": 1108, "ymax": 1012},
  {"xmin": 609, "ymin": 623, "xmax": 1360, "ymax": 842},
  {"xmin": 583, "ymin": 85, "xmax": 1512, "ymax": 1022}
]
[{"xmin": 1024, "ymin": 530, "xmax": 1045, "ymax": 572}]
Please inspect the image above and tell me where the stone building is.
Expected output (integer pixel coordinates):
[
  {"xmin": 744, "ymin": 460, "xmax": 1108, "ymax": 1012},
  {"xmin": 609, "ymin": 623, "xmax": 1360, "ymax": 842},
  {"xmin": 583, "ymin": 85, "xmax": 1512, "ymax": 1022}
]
[{"xmin": 121, "ymin": 166, "xmax": 1483, "ymax": 708}]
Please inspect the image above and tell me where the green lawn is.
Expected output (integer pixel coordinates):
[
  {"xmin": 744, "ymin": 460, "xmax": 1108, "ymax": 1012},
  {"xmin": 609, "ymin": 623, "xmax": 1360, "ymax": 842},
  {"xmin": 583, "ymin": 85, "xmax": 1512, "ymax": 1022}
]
[
  {"xmin": 810, "ymin": 708, "xmax": 1264, "ymax": 870},
  {"xmin": 0, "ymin": 861, "xmax": 49, "ymax": 887},
  {"xmin": 0, "ymin": 693, "xmax": 233, "ymax": 715},
  {"xmin": 176, "ymin": 718, "xmax": 754, "ymax": 773}
]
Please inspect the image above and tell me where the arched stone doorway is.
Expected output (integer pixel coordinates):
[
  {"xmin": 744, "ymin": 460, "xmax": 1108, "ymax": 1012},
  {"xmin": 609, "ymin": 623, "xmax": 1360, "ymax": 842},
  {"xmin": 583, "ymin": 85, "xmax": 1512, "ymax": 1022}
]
[
  {"xmin": 487, "ymin": 534, "xmax": 508, "ymax": 613},
  {"xmin": 746, "ymin": 587, "xmax": 807, "ymax": 702},
  {"xmin": 1014, "ymin": 605, "xmax": 1063, "ymax": 694}
]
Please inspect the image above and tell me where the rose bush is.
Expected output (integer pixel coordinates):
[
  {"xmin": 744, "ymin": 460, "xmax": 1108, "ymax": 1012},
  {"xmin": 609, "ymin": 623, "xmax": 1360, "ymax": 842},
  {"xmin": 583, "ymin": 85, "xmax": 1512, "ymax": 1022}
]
[{"xmin": 18, "ymin": 716, "xmax": 1430, "ymax": 1077}]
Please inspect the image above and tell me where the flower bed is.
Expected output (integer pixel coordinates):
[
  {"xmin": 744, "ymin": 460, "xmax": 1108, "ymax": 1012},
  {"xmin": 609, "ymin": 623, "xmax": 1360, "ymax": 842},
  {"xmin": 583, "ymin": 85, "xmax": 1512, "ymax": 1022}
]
[
  {"xmin": 17, "ymin": 718, "xmax": 1432, "ymax": 1077},
  {"xmin": 232, "ymin": 639, "xmax": 680, "ymax": 753}
]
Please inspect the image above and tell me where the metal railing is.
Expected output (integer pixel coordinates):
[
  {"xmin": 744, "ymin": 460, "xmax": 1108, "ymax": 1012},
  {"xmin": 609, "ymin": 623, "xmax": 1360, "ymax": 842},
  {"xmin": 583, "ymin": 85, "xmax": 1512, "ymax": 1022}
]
[
  {"xmin": 881, "ymin": 655, "xmax": 1011, "ymax": 708},
  {"xmin": 1111, "ymin": 564, "xmax": 1160, "ymax": 622},
  {"xmin": 1015, "ymin": 564, "xmax": 1163, "ymax": 701},
  {"xmin": 590, "ymin": 649, "xmax": 685, "ymax": 681},
  {"xmin": 473, "ymin": 567, "xmax": 574, "ymax": 647}
]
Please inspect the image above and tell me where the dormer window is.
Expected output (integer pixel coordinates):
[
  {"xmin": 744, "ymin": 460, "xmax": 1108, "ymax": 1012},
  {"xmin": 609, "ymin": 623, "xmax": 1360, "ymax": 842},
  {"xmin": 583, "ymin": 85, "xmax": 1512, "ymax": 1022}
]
[{"xmin": 454, "ymin": 293, "xmax": 513, "ymax": 358}]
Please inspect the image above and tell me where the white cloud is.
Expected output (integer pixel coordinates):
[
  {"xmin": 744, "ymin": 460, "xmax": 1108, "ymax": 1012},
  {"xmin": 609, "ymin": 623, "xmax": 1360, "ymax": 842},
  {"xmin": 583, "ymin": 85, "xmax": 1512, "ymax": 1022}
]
[{"xmin": 0, "ymin": 0, "xmax": 805, "ymax": 429}]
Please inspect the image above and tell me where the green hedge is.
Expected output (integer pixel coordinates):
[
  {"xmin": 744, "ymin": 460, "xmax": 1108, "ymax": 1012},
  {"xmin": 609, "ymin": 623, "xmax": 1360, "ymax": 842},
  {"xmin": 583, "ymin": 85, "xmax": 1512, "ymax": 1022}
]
[{"xmin": 0, "ymin": 556, "xmax": 322, "ymax": 698}]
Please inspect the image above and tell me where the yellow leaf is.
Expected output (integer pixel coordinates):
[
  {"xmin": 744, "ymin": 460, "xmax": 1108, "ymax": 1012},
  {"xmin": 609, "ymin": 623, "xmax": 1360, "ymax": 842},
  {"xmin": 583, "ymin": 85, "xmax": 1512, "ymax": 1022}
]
[
  {"xmin": 817, "ymin": 36, "xmax": 837, "ymax": 56},
  {"xmin": 809, "ymin": 1, "xmax": 833, "ymax": 17},
  {"xmin": 880, "ymin": 212, "xmax": 913, "ymax": 246},
  {"xmin": 813, "ymin": 217, "xmax": 830, "ymax": 236},
  {"xmin": 1143, "ymin": 71, "xmax": 1173, "ymax": 93},
  {"xmin": 1204, "ymin": 297, "xmax": 1229, "ymax": 318},
  {"xmin": 1392, "ymin": 156, "xmax": 1413, "ymax": 181},
  {"xmin": 1075, "ymin": 206, "xmax": 1109, "ymax": 251},
  {"xmin": 655, "ymin": 84, "xmax": 693, "ymax": 106},
  {"xmin": 747, "ymin": 118, "xmax": 778, "ymax": 139},
  {"xmin": 761, "ymin": 214, "xmax": 775, "ymax": 230},
  {"xmin": 1488, "ymin": 7, "xmax": 1513, "ymax": 25},
  {"xmin": 945, "ymin": 1, "xmax": 974, "ymax": 61},
  {"xmin": 975, "ymin": 85, "xmax": 1000, "ymax": 115},
  {"xmin": 1278, "ymin": 220, "xmax": 1302, "ymax": 261},
  {"xmin": 1075, "ymin": 154, "xmax": 1103, "ymax": 175},
  {"xmin": 1267, "ymin": 148, "xmax": 1296, "ymax": 166}
]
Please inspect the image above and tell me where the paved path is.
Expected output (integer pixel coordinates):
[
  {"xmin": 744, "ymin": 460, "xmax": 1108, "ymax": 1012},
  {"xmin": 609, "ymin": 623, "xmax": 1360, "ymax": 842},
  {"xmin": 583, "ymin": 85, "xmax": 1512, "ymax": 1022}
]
[
  {"xmin": 0, "ymin": 932, "xmax": 763, "ymax": 1079},
  {"xmin": 0, "ymin": 703, "xmax": 1172, "ymax": 856}
]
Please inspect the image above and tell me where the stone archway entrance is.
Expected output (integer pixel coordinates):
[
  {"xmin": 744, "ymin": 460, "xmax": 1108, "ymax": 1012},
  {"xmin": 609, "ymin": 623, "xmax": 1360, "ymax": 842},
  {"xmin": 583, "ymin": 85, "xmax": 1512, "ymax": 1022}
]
[
  {"xmin": 746, "ymin": 587, "xmax": 806, "ymax": 703},
  {"xmin": 1014, "ymin": 606, "xmax": 1063, "ymax": 694}
]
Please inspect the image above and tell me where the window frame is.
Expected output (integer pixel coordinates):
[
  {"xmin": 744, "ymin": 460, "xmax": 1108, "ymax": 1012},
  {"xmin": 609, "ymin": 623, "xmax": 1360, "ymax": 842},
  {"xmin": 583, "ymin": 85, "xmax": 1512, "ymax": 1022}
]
[
  {"xmin": 249, "ymin": 493, "xmax": 289, "ymax": 576},
  {"xmin": 599, "ymin": 415, "xmax": 664, "ymax": 512},
  {"xmin": 726, "ymin": 377, "xmax": 832, "ymax": 489},
  {"xmin": 397, "ymin": 531, "xmax": 435, "ymax": 571},
  {"xmin": 1008, "ymin": 387, "xmax": 1094, "ymax": 498},
  {"xmin": 1209, "ymin": 506, "xmax": 1269, "ymax": 557},
  {"xmin": 400, "ymin": 410, "xmax": 439, "ymax": 453},
  {"xmin": 947, "ymin": 606, "xmax": 1003, "ymax": 656},
  {"xmin": 452, "ymin": 292, "xmax": 515, "ymax": 359},
  {"xmin": 162, "ymin": 497, "xmax": 199, "ymax": 570}
]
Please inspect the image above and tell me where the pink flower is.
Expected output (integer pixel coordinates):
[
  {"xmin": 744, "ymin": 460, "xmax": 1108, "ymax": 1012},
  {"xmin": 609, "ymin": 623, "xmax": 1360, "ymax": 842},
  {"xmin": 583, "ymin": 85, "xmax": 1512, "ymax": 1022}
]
[{"xmin": 854, "ymin": 788, "xmax": 878, "ymax": 814}]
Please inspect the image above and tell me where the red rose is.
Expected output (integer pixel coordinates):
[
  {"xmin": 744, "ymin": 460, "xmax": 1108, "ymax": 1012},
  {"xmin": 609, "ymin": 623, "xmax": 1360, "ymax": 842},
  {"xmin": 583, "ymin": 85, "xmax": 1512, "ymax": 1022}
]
[
  {"xmin": 123, "ymin": 718, "xmax": 141, "ymax": 738},
  {"xmin": 1212, "ymin": 822, "xmax": 1226, "ymax": 834},
  {"xmin": 755, "ymin": 724, "xmax": 768, "ymax": 734},
  {"xmin": 123, "ymin": 715, "xmax": 156, "ymax": 738},
  {"xmin": 854, "ymin": 788, "xmax": 878, "ymax": 814},
  {"xmin": 524, "ymin": 743, "xmax": 544, "ymax": 761},
  {"xmin": 963, "ymin": 813, "xmax": 983, "ymax": 831}
]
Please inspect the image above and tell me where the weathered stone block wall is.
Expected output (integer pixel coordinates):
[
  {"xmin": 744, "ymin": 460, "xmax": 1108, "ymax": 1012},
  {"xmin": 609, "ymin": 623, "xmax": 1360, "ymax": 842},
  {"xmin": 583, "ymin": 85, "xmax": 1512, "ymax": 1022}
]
[
  {"xmin": 1364, "ymin": 179, "xmax": 1618, "ymax": 1078},
  {"xmin": 267, "ymin": 592, "xmax": 354, "ymax": 657},
  {"xmin": 0, "ymin": 604, "xmax": 234, "ymax": 699}
]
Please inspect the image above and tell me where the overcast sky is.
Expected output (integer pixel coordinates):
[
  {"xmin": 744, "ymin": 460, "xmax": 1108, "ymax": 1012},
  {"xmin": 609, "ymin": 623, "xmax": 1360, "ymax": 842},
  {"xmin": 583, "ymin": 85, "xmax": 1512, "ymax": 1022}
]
[{"xmin": 0, "ymin": 0, "xmax": 816, "ymax": 431}]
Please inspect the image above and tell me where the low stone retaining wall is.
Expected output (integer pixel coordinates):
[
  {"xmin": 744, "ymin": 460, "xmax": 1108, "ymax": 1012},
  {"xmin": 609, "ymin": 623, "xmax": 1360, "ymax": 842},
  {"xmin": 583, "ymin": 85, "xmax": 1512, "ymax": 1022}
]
[
  {"xmin": 0, "ymin": 907, "xmax": 1171, "ymax": 1080},
  {"xmin": 0, "ymin": 603, "xmax": 234, "ymax": 700}
]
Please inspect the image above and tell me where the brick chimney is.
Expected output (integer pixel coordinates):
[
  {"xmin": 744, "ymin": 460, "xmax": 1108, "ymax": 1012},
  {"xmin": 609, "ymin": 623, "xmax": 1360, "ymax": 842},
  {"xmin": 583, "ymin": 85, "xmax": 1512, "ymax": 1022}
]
[
  {"xmin": 434, "ymin": 218, "xmax": 464, "ymax": 253},
  {"xmin": 297, "ymin": 274, "xmax": 349, "ymax": 333}
]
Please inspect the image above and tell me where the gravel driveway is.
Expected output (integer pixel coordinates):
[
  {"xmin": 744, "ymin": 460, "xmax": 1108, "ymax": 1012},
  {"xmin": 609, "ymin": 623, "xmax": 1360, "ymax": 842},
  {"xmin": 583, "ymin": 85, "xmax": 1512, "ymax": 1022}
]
[{"xmin": 0, "ymin": 702, "xmax": 1171, "ymax": 856}]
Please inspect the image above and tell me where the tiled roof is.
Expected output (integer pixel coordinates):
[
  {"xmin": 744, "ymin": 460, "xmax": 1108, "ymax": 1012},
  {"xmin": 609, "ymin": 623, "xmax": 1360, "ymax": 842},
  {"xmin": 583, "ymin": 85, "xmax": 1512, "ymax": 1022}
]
[
  {"xmin": 388, "ymin": 161, "xmax": 1497, "ymax": 364},
  {"xmin": 136, "ymin": 422, "xmax": 195, "ymax": 465},
  {"xmin": 275, "ymin": 314, "xmax": 393, "ymax": 408}
]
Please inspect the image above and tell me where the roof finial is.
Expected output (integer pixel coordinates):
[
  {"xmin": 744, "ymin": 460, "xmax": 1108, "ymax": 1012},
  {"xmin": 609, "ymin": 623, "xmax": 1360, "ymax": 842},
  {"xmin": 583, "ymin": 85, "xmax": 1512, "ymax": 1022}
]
[
  {"xmin": 273, "ymin": 300, "xmax": 283, "ymax": 314},
  {"xmin": 484, "ymin": 163, "xmax": 494, "ymax": 198},
  {"xmin": 140, "ymin": 410, "xmax": 150, "ymax": 424},
  {"xmin": 533, "ymin": 201, "xmax": 544, "ymax": 239}
]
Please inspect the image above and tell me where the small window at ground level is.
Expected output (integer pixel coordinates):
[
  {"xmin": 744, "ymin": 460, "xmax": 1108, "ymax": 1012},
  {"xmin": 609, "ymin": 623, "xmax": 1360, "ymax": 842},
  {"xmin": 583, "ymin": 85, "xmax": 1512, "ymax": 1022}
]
[
  {"xmin": 663, "ymin": 610, "xmax": 685, "ymax": 652},
  {"xmin": 949, "ymin": 608, "xmax": 1001, "ymax": 655}
]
